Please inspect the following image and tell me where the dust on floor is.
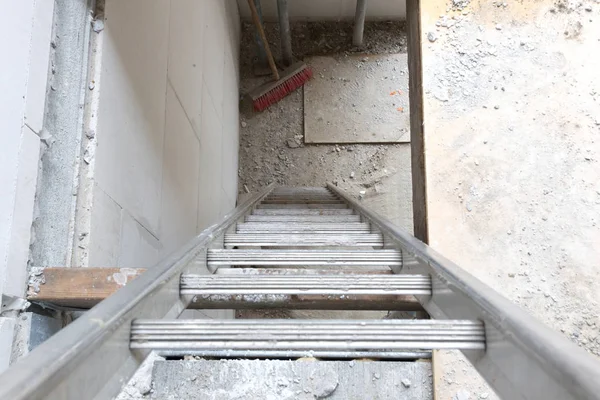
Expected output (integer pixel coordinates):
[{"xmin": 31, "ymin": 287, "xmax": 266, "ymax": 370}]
[
  {"xmin": 237, "ymin": 21, "xmax": 414, "ymax": 230},
  {"xmin": 423, "ymin": 0, "xmax": 600, "ymax": 399}
]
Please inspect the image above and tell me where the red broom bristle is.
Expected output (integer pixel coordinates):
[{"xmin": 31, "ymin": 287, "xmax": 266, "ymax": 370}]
[{"xmin": 253, "ymin": 67, "xmax": 313, "ymax": 111}]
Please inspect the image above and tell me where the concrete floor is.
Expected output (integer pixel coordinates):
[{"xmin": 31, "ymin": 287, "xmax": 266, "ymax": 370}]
[
  {"xmin": 237, "ymin": 21, "xmax": 414, "ymax": 231},
  {"xmin": 422, "ymin": 1, "xmax": 600, "ymax": 398}
]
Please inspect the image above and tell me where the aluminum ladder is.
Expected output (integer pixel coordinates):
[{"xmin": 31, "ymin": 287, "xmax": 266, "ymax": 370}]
[{"xmin": 0, "ymin": 185, "xmax": 599, "ymax": 400}]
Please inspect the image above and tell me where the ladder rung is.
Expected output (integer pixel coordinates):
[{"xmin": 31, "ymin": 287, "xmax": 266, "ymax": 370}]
[
  {"xmin": 270, "ymin": 187, "xmax": 331, "ymax": 194},
  {"xmin": 236, "ymin": 222, "xmax": 371, "ymax": 232},
  {"xmin": 152, "ymin": 350, "xmax": 432, "ymax": 359},
  {"xmin": 130, "ymin": 319, "xmax": 486, "ymax": 351},
  {"xmin": 258, "ymin": 203, "xmax": 348, "ymax": 209},
  {"xmin": 261, "ymin": 200, "xmax": 344, "ymax": 204},
  {"xmin": 181, "ymin": 274, "xmax": 431, "ymax": 295},
  {"xmin": 252, "ymin": 209, "xmax": 355, "ymax": 215},
  {"xmin": 224, "ymin": 233, "xmax": 383, "ymax": 247},
  {"xmin": 215, "ymin": 268, "xmax": 393, "ymax": 275},
  {"xmin": 207, "ymin": 249, "xmax": 401, "ymax": 266},
  {"xmin": 266, "ymin": 194, "xmax": 338, "ymax": 200},
  {"xmin": 183, "ymin": 274, "xmax": 426, "ymax": 311},
  {"xmin": 245, "ymin": 215, "xmax": 361, "ymax": 222}
]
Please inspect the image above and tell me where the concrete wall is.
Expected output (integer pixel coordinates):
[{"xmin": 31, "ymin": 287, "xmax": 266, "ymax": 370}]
[
  {"xmin": 86, "ymin": 0, "xmax": 241, "ymax": 268},
  {"xmin": 237, "ymin": 0, "xmax": 406, "ymax": 21},
  {"xmin": 0, "ymin": 0, "xmax": 54, "ymax": 370}
]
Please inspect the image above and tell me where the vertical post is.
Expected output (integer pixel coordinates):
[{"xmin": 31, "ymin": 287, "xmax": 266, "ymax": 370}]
[
  {"xmin": 252, "ymin": 0, "xmax": 267, "ymax": 67},
  {"xmin": 353, "ymin": 0, "xmax": 367, "ymax": 46},
  {"xmin": 277, "ymin": 0, "xmax": 293, "ymax": 66},
  {"xmin": 406, "ymin": 0, "xmax": 429, "ymax": 243}
]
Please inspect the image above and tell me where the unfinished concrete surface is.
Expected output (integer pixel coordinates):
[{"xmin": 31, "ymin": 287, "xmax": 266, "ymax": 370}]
[
  {"xmin": 151, "ymin": 359, "xmax": 432, "ymax": 400},
  {"xmin": 304, "ymin": 54, "xmax": 410, "ymax": 144},
  {"xmin": 30, "ymin": 0, "xmax": 89, "ymax": 274},
  {"xmin": 422, "ymin": 0, "xmax": 600, "ymax": 398},
  {"xmin": 238, "ymin": 21, "xmax": 414, "ymax": 230}
]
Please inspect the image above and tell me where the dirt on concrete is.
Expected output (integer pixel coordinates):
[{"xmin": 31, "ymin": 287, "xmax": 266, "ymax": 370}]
[
  {"xmin": 237, "ymin": 21, "xmax": 413, "ymax": 230},
  {"xmin": 422, "ymin": 0, "xmax": 600, "ymax": 399}
]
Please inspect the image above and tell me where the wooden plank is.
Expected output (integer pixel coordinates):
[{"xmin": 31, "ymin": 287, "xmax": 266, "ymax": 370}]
[
  {"xmin": 27, "ymin": 268, "xmax": 146, "ymax": 308},
  {"xmin": 407, "ymin": 0, "xmax": 429, "ymax": 243}
]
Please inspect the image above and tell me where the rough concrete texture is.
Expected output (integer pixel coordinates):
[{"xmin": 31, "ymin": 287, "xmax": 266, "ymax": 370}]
[
  {"xmin": 31, "ymin": 0, "xmax": 91, "ymax": 269},
  {"xmin": 0, "ymin": 318, "xmax": 15, "ymax": 373},
  {"xmin": 117, "ymin": 352, "xmax": 165, "ymax": 400},
  {"xmin": 305, "ymin": 54, "xmax": 410, "ymax": 144},
  {"xmin": 238, "ymin": 21, "xmax": 414, "ymax": 231},
  {"xmin": 422, "ymin": 0, "xmax": 600, "ymax": 398},
  {"xmin": 10, "ymin": 312, "xmax": 62, "ymax": 364},
  {"xmin": 151, "ymin": 359, "xmax": 432, "ymax": 399}
]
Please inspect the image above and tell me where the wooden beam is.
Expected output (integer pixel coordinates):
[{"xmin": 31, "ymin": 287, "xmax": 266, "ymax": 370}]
[
  {"xmin": 406, "ymin": 0, "xmax": 429, "ymax": 244},
  {"xmin": 27, "ymin": 268, "xmax": 146, "ymax": 309}
]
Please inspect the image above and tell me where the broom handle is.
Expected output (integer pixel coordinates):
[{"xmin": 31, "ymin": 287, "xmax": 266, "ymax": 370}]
[{"xmin": 247, "ymin": 0, "xmax": 280, "ymax": 80}]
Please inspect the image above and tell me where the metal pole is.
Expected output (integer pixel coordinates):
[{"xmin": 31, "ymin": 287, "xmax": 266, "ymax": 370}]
[
  {"xmin": 277, "ymin": 0, "xmax": 293, "ymax": 66},
  {"xmin": 252, "ymin": 0, "xmax": 267, "ymax": 67},
  {"xmin": 248, "ymin": 0, "xmax": 280, "ymax": 80},
  {"xmin": 353, "ymin": 0, "xmax": 367, "ymax": 47}
]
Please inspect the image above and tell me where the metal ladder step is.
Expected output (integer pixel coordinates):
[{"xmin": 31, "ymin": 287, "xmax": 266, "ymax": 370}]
[
  {"xmin": 215, "ymin": 268, "xmax": 393, "ymax": 275},
  {"xmin": 252, "ymin": 208, "xmax": 355, "ymax": 215},
  {"xmin": 265, "ymin": 195, "xmax": 339, "ymax": 200},
  {"xmin": 270, "ymin": 187, "xmax": 332, "ymax": 194},
  {"xmin": 207, "ymin": 249, "xmax": 401, "ymax": 266},
  {"xmin": 262, "ymin": 199, "xmax": 344, "ymax": 204},
  {"xmin": 245, "ymin": 215, "xmax": 361, "ymax": 222},
  {"xmin": 188, "ymin": 270, "xmax": 422, "ymax": 311},
  {"xmin": 257, "ymin": 203, "xmax": 348, "ymax": 209},
  {"xmin": 130, "ymin": 320, "xmax": 485, "ymax": 354},
  {"xmin": 181, "ymin": 274, "xmax": 431, "ymax": 295},
  {"xmin": 183, "ymin": 273, "xmax": 427, "ymax": 311},
  {"xmin": 236, "ymin": 222, "xmax": 371, "ymax": 233},
  {"xmin": 224, "ymin": 233, "xmax": 383, "ymax": 247}
]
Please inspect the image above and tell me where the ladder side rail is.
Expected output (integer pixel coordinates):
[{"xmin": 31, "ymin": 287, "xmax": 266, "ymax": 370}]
[
  {"xmin": 0, "ymin": 185, "xmax": 274, "ymax": 400},
  {"xmin": 328, "ymin": 183, "xmax": 600, "ymax": 400}
]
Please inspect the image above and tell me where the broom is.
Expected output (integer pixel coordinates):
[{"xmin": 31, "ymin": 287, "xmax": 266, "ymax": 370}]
[{"xmin": 247, "ymin": 0, "xmax": 312, "ymax": 111}]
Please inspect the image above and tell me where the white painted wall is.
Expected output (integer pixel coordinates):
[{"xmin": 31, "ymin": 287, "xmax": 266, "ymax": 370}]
[
  {"xmin": 88, "ymin": 0, "xmax": 241, "ymax": 268},
  {"xmin": 0, "ymin": 0, "xmax": 54, "ymax": 370},
  {"xmin": 237, "ymin": 0, "xmax": 406, "ymax": 21},
  {"xmin": 0, "ymin": 0, "xmax": 53, "ymax": 300}
]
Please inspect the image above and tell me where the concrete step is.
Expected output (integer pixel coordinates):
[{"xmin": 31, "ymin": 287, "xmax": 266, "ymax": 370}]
[{"xmin": 151, "ymin": 359, "xmax": 433, "ymax": 400}]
